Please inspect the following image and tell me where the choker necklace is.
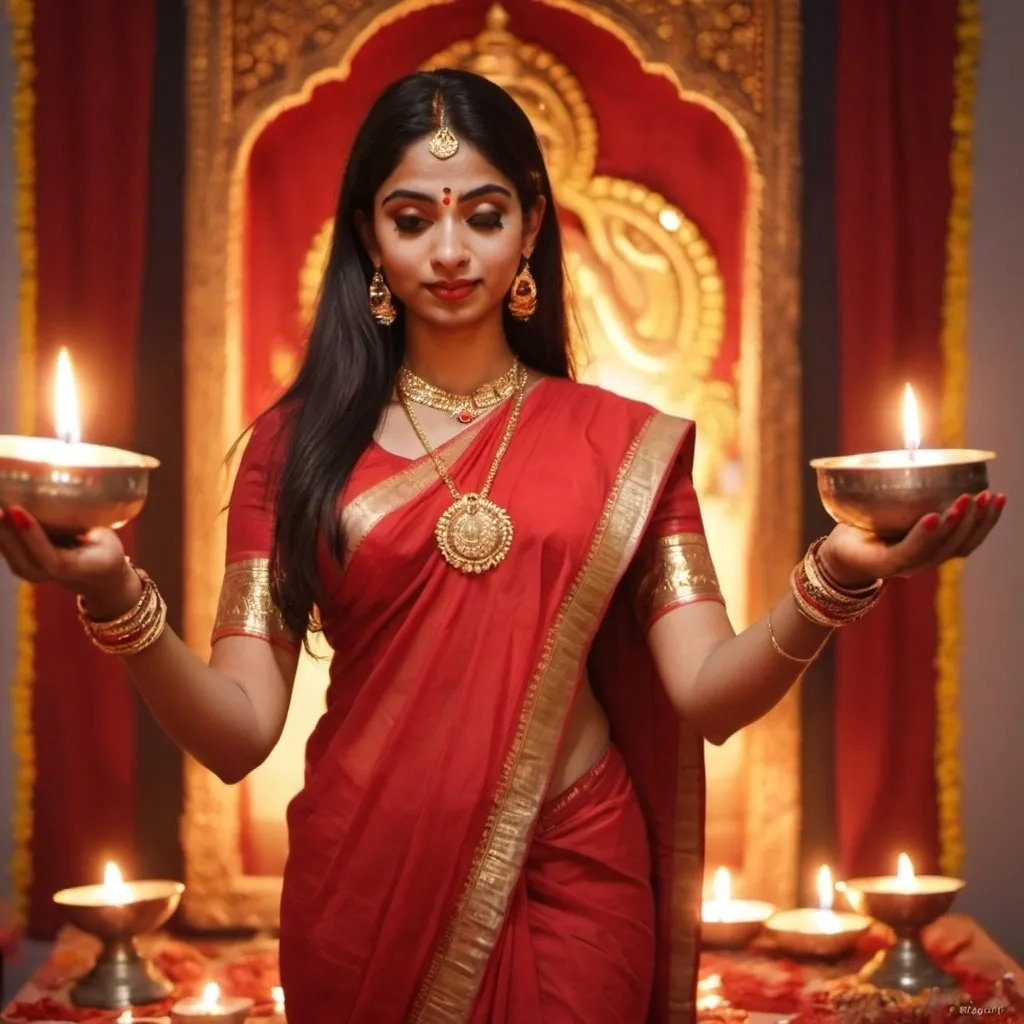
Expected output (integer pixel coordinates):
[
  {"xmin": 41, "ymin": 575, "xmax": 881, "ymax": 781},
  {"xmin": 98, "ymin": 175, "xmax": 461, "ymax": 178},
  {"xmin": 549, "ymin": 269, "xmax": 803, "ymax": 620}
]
[
  {"xmin": 398, "ymin": 363, "xmax": 528, "ymax": 574},
  {"xmin": 397, "ymin": 360, "xmax": 522, "ymax": 424}
]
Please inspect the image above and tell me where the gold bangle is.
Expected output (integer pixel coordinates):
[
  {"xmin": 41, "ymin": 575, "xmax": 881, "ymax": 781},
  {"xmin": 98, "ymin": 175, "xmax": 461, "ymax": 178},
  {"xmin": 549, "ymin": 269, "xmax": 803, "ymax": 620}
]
[
  {"xmin": 77, "ymin": 565, "xmax": 168, "ymax": 656},
  {"xmin": 767, "ymin": 607, "xmax": 831, "ymax": 663}
]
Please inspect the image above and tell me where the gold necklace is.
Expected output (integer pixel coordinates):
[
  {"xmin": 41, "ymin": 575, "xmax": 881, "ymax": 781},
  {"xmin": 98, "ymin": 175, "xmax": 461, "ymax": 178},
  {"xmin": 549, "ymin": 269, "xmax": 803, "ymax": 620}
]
[
  {"xmin": 397, "ymin": 360, "xmax": 521, "ymax": 424},
  {"xmin": 398, "ymin": 364, "xmax": 528, "ymax": 574}
]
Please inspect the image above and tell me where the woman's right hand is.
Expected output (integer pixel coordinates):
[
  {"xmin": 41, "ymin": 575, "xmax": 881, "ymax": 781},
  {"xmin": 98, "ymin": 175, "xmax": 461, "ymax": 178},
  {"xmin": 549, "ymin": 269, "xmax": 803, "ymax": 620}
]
[{"xmin": 0, "ymin": 505, "xmax": 141, "ymax": 620}]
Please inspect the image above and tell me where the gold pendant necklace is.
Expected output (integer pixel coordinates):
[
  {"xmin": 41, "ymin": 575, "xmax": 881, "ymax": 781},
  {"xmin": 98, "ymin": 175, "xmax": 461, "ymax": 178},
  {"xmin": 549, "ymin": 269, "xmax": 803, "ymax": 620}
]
[
  {"xmin": 398, "ymin": 364, "xmax": 528, "ymax": 574},
  {"xmin": 397, "ymin": 360, "xmax": 521, "ymax": 424}
]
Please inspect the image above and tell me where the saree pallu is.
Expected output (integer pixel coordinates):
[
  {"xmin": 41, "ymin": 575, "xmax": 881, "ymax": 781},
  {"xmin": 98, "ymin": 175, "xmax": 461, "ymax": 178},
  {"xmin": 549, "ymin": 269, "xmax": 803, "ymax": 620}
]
[{"xmin": 218, "ymin": 378, "xmax": 712, "ymax": 1022}]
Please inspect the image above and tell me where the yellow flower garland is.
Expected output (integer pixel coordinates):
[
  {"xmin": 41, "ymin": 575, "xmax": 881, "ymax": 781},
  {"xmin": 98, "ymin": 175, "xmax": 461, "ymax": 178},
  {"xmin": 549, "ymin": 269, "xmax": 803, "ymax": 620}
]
[
  {"xmin": 8, "ymin": 0, "xmax": 36, "ymax": 927},
  {"xmin": 936, "ymin": 0, "xmax": 981, "ymax": 879}
]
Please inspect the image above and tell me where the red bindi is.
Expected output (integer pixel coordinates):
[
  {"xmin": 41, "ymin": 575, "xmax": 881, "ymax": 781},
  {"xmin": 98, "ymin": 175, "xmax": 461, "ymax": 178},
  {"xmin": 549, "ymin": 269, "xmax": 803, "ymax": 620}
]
[{"xmin": 442, "ymin": 187, "xmax": 452, "ymax": 206}]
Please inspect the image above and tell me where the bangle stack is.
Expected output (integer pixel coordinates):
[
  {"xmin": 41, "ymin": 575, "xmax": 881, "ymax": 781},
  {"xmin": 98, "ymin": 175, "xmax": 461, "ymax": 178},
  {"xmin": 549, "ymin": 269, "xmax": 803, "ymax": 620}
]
[
  {"xmin": 791, "ymin": 537, "xmax": 884, "ymax": 627},
  {"xmin": 76, "ymin": 565, "xmax": 168, "ymax": 656}
]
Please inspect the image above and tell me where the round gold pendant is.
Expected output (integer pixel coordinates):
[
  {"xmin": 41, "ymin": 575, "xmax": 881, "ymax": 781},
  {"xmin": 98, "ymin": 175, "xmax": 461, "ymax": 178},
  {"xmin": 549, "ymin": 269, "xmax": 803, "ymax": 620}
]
[{"xmin": 435, "ymin": 493, "xmax": 513, "ymax": 574}]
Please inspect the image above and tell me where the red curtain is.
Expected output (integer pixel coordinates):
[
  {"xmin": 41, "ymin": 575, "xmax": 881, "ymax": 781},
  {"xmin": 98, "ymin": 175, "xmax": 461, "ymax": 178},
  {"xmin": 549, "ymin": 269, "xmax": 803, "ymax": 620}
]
[
  {"xmin": 27, "ymin": 1, "xmax": 155, "ymax": 935},
  {"xmin": 834, "ymin": 0, "xmax": 959, "ymax": 877}
]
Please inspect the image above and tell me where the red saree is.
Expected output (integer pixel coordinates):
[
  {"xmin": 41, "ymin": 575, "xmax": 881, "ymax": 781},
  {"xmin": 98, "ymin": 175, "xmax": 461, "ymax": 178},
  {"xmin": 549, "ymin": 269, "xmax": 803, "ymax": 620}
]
[{"xmin": 213, "ymin": 378, "xmax": 720, "ymax": 1023}]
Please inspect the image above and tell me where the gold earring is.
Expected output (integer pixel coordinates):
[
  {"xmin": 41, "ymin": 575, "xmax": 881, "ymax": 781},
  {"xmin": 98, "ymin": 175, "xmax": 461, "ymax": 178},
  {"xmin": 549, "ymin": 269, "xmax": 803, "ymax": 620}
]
[
  {"xmin": 508, "ymin": 260, "xmax": 537, "ymax": 321},
  {"xmin": 369, "ymin": 267, "xmax": 397, "ymax": 326}
]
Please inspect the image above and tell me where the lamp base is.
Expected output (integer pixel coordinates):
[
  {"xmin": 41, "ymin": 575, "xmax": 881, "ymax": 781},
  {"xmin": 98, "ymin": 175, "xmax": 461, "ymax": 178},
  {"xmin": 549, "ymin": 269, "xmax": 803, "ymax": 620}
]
[
  {"xmin": 69, "ymin": 937, "xmax": 174, "ymax": 1008},
  {"xmin": 858, "ymin": 935, "xmax": 958, "ymax": 995}
]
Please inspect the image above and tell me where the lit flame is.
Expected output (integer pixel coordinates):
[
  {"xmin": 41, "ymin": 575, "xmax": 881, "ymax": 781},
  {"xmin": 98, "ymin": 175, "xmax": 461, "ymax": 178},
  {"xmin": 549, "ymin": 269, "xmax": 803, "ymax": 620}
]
[
  {"xmin": 816, "ymin": 865, "xmax": 834, "ymax": 911},
  {"xmin": 712, "ymin": 866, "xmax": 731, "ymax": 903},
  {"xmin": 272, "ymin": 985, "xmax": 285, "ymax": 1012},
  {"xmin": 200, "ymin": 982, "xmax": 222, "ymax": 1009},
  {"xmin": 102, "ymin": 862, "xmax": 132, "ymax": 906},
  {"xmin": 55, "ymin": 348, "xmax": 82, "ymax": 445},
  {"xmin": 696, "ymin": 973, "xmax": 724, "ymax": 1011},
  {"xmin": 116, "ymin": 1013, "xmax": 133, "ymax": 1024},
  {"xmin": 903, "ymin": 383, "xmax": 921, "ymax": 452},
  {"xmin": 897, "ymin": 852, "xmax": 917, "ymax": 891}
]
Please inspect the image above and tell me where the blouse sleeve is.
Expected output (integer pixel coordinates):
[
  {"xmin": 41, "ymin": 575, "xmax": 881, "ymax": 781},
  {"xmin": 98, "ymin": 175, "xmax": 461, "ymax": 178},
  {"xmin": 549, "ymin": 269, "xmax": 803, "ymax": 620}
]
[
  {"xmin": 210, "ymin": 412, "xmax": 299, "ymax": 652},
  {"xmin": 630, "ymin": 420, "xmax": 725, "ymax": 631}
]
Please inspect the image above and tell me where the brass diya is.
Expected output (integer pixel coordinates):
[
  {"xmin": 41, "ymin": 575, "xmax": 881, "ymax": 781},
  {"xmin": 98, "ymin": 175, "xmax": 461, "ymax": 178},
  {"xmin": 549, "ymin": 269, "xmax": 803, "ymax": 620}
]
[
  {"xmin": 53, "ymin": 876, "xmax": 184, "ymax": 1007},
  {"xmin": 764, "ymin": 908, "xmax": 872, "ymax": 959},
  {"xmin": 845, "ymin": 870, "xmax": 965, "ymax": 994},
  {"xmin": 0, "ymin": 435, "xmax": 159, "ymax": 543},
  {"xmin": 811, "ymin": 448, "xmax": 994, "ymax": 539},
  {"xmin": 701, "ymin": 901, "xmax": 776, "ymax": 949},
  {"xmin": 812, "ymin": 383, "xmax": 996, "ymax": 539}
]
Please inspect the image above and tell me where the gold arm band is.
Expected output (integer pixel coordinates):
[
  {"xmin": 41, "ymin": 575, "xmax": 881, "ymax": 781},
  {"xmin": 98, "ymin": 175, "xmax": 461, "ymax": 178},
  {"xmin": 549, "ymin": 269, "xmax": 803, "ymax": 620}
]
[
  {"xmin": 211, "ymin": 557, "xmax": 296, "ymax": 649},
  {"xmin": 634, "ymin": 532, "xmax": 724, "ymax": 627}
]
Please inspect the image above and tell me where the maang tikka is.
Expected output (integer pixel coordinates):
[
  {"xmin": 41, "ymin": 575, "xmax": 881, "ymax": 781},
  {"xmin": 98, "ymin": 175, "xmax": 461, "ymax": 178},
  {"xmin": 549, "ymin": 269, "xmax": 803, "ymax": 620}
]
[{"xmin": 429, "ymin": 91, "xmax": 459, "ymax": 160}]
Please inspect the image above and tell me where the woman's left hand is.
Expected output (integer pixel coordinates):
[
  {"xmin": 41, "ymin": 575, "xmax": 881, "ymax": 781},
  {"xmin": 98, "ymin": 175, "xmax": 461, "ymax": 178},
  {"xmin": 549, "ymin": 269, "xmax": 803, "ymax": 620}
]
[{"xmin": 817, "ymin": 491, "xmax": 1006, "ymax": 587}]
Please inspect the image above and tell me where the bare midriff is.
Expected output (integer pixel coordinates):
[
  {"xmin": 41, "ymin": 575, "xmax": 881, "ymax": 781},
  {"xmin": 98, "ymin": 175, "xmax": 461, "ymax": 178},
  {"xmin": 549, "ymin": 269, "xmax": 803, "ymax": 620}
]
[{"xmin": 548, "ymin": 672, "xmax": 611, "ymax": 797}]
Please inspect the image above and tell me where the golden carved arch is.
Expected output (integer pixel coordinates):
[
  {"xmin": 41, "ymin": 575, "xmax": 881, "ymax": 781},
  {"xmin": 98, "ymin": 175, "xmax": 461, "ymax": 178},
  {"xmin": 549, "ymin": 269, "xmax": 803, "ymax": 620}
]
[{"xmin": 184, "ymin": 0, "xmax": 802, "ymax": 930}]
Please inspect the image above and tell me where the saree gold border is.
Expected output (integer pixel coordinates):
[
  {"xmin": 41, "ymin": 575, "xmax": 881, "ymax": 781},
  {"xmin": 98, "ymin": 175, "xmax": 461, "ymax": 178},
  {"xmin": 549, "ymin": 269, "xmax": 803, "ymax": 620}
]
[
  {"xmin": 342, "ymin": 427, "xmax": 481, "ymax": 567},
  {"xmin": 535, "ymin": 0, "xmax": 804, "ymax": 917},
  {"xmin": 412, "ymin": 412, "xmax": 688, "ymax": 1024}
]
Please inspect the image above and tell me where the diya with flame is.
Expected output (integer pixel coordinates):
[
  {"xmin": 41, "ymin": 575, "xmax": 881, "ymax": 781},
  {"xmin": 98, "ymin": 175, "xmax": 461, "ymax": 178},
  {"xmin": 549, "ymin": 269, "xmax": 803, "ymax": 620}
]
[
  {"xmin": 811, "ymin": 384, "xmax": 994, "ymax": 539},
  {"xmin": 52, "ymin": 861, "xmax": 184, "ymax": 1008},
  {"xmin": 0, "ymin": 349, "xmax": 158, "ymax": 542},
  {"xmin": 846, "ymin": 852, "xmax": 965, "ymax": 994},
  {"xmin": 765, "ymin": 865, "xmax": 872, "ymax": 959}
]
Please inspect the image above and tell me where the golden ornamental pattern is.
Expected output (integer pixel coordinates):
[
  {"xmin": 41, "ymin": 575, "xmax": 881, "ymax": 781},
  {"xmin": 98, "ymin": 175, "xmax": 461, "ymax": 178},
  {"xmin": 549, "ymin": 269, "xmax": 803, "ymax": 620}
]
[
  {"xmin": 633, "ymin": 531, "xmax": 724, "ymax": 625},
  {"xmin": 233, "ymin": 0, "xmax": 350, "ymax": 100}
]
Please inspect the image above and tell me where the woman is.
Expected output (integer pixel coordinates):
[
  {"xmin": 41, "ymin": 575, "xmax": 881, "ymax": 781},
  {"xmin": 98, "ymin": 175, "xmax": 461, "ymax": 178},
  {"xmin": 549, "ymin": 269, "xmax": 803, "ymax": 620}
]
[{"xmin": 0, "ymin": 70, "xmax": 1004, "ymax": 1023}]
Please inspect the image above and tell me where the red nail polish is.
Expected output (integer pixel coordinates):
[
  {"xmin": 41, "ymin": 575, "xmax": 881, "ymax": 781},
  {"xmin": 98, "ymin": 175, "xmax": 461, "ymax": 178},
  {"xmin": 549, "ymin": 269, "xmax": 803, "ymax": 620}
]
[
  {"xmin": 977, "ymin": 491, "xmax": 990, "ymax": 509},
  {"xmin": 995, "ymin": 494, "xmax": 1007, "ymax": 510},
  {"xmin": 923, "ymin": 514, "xmax": 941, "ymax": 532},
  {"xmin": 8, "ymin": 508, "xmax": 31, "ymax": 531}
]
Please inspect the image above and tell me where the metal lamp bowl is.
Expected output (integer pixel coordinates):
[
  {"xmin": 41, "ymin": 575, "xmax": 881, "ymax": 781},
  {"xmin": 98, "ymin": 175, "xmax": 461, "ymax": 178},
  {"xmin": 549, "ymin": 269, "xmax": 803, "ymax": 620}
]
[
  {"xmin": 810, "ymin": 449, "xmax": 994, "ymax": 539},
  {"xmin": 701, "ymin": 901, "xmax": 777, "ymax": 949},
  {"xmin": 764, "ymin": 909, "xmax": 872, "ymax": 959},
  {"xmin": 0, "ymin": 436, "xmax": 159, "ymax": 539},
  {"xmin": 843, "ymin": 877, "xmax": 964, "ymax": 929},
  {"xmin": 52, "ymin": 880, "xmax": 184, "ymax": 939}
]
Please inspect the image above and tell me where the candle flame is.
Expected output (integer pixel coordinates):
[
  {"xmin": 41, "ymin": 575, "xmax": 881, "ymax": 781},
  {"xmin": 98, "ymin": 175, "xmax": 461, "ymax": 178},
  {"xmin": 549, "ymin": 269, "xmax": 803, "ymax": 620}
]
[
  {"xmin": 55, "ymin": 348, "xmax": 82, "ymax": 445},
  {"xmin": 117, "ymin": 1013, "xmax": 133, "ymax": 1024},
  {"xmin": 816, "ymin": 865, "xmax": 834, "ymax": 911},
  {"xmin": 903, "ymin": 383, "xmax": 921, "ymax": 452},
  {"xmin": 102, "ymin": 861, "xmax": 132, "ymax": 905},
  {"xmin": 201, "ymin": 982, "xmax": 222, "ymax": 1008},
  {"xmin": 712, "ymin": 866, "xmax": 731, "ymax": 903},
  {"xmin": 897, "ymin": 852, "xmax": 917, "ymax": 891},
  {"xmin": 272, "ymin": 985, "xmax": 285, "ymax": 1011}
]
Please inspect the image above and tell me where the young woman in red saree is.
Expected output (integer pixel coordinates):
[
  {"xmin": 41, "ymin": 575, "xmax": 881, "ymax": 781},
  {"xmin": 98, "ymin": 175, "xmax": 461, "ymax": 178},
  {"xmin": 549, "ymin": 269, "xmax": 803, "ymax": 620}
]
[{"xmin": 0, "ymin": 70, "xmax": 1005, "ymax": 1023}]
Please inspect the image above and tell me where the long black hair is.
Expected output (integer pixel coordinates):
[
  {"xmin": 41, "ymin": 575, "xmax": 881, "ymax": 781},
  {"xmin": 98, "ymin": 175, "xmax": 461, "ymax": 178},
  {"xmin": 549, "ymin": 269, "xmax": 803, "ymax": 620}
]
[{"xmin": 263, "ymin": 69, "xmax": 575, "ymax": 639}]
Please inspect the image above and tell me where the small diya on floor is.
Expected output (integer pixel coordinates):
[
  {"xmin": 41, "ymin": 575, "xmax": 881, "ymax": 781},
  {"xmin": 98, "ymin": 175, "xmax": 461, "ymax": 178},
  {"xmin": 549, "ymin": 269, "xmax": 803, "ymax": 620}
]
[
  {"xmin": 701, "ymin": 867, "xmax": 776, "ymax": 949},
  {"xmin": 846, "ymin": 853, "xmax": 965, "ymax": 994},
  {"xmin": 765, "ymin": 866, "xmax": 871, "ymax": 960},
  {"xmin": 52, "ymin": 861, "xmax": 184, "ymax": 1008},
  {"xmin": 811, "ymin": 384, "xmax": 994, "ymax": 539},
  {"xmin": 170, "ymin": 983, "xmax": 253, "ymax": 1024}
]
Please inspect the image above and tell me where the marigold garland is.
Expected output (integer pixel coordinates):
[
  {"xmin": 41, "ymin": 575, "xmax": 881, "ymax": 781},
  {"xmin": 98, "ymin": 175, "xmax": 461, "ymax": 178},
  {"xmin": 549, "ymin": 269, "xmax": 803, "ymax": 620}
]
[
  {"xmin": 935, "ymin": 0, "xmax": 981, "ymax": 879},
  {"xmin": 8, "ymin": 0, "xmax": 36, "ymax": 927}
]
